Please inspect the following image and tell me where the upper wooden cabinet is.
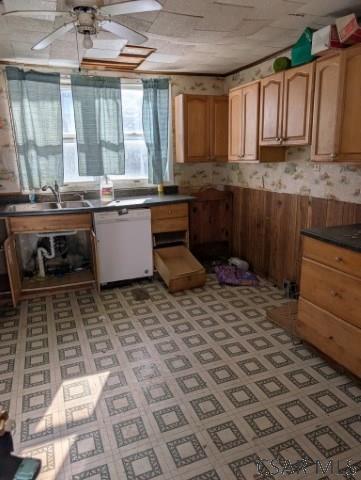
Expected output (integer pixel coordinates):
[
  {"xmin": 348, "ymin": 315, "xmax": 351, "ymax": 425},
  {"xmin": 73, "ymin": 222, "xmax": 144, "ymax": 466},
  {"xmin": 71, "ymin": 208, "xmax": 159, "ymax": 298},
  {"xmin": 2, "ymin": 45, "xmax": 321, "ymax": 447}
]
[
  {"xmin": 228, "ymin": 80, "xmax": 286, "ymax": 163},
  {"xmin": 259, "ymin": 72, "xmax": 284, "ymax": 145},
  {"xmin": 228, "ymin": 88, "xmax": 243, "ymax": 161},
  {"xmin": 175, "ymin": 94, "xmax": 228, "ymax": 163},
  {"xmin": 229, "ymin": 81, "xmax": 259, "ymax": 162},
  {"xmin": 260, "ymin": 64, "xmax": 314, "ymax": 146},
  {"xmin": 282, "ymin": 62, "xmax": 314, "ymax": 145},
  {"xmin": 312, "ymin": 44, "xmax": 361, "ymax": 162}
]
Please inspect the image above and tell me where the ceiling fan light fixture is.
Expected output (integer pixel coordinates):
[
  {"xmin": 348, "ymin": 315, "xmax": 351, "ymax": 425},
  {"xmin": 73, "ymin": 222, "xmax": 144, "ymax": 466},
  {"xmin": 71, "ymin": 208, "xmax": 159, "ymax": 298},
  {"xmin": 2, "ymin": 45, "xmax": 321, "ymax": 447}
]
[{"xmin": 83, "ymin": 32, "xmax": 93, "ymax": 49}]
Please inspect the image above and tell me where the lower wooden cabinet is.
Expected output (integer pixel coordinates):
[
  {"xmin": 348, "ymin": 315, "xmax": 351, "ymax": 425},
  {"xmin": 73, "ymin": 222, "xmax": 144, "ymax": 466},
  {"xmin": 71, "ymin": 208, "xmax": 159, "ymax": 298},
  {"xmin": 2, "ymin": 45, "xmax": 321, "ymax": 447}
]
[
  {"xmin": 297, "ymin": 236, "xmax": 361, "ymax": 378},
  {"xmin": 150, "ymin": 202, "xmax": 206, "ymax": 292},
  {"xmin": 4, "ymin": 213, "xmax": 99, "ymax": 307},
  {"xmin": 297, "ymin": 297, "xmax": 361, "ymax": 377}
]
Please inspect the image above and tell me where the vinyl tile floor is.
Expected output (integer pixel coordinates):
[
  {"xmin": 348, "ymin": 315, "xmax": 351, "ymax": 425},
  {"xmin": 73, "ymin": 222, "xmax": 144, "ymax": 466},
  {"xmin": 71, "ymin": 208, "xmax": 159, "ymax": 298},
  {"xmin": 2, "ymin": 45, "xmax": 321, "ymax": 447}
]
[{"xmin": 0, "ymin": 275, "xmax": 360, "ymax": 480}]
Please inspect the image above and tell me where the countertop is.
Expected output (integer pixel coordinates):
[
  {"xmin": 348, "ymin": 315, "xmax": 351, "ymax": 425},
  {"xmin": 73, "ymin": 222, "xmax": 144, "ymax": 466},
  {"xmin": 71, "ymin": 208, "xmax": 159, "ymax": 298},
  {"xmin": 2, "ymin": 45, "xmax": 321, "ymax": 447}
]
[
  {"xmin": 302, "ymin": 224, "xmax": 361, "ymax": 253},
  {"xmin": 0, "ymin": 194, "xmax": 195, "ymax": 217}
]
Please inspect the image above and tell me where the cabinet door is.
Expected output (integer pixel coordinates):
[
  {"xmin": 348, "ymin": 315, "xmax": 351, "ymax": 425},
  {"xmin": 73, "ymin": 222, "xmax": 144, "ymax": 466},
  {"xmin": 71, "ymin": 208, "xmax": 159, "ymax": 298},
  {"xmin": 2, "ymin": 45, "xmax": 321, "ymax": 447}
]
[
  {"xmin": 210, "ymin": 96, "xmax": 228, "ymax": 161},
  {"xmin": 184, "ymin": 95, "xmax": 210, "ymax": 162},
  {"xmin": 241, "ymin": 82, "xmax": 260, "ymax": 161},
  {"xmin": 311, "ymin": 54, "xmax": 341, "ymax": 161},
  {"xmin": 337, "ymin": 45, "xmax": 361, "ymax": 162},
  {"xmin": 4, "ymin": 235, "xmax": 21, "ymax": 307},
  {"xmin": 228, "ymin": 88, "xmax": 243, "ymax": 161},
  {"xmin": 259, "ymin": 72, "xmax": 283, "ymax": 145},
  {"xmin": 90, "ymin": 230, "xmax": 100, "ymax": 292},
  {"xmin": 282, "ymin": 63, "xmax": 314, "ymax": 145}
]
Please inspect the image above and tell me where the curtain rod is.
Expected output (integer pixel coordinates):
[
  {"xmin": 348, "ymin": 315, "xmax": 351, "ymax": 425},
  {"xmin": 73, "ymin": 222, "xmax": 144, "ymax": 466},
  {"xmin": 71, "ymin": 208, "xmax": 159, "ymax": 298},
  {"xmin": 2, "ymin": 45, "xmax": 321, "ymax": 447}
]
[{"xmin": 0, "ymin": 63, "xmax": 171, "ymax": 80}]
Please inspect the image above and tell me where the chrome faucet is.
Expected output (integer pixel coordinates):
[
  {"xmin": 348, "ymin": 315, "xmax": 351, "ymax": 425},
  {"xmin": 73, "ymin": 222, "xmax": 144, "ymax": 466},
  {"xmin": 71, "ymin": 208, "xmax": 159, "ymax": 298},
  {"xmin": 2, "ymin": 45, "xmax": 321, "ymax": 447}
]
[{"xmin": 41, "ymin": 181, "xmax": 61, "ymax": 203}]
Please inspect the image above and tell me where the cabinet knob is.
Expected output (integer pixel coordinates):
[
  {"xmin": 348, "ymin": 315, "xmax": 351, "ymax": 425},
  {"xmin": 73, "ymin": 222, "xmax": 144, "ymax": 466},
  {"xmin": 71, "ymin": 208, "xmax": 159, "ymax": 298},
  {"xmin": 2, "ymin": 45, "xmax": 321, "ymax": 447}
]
[
  {"xmin": 335, "ymin": 256, "xmax": 342, "ymax": 262},
  {"xmin": 330, "ymin": 153, "xmax": 336, "ymax": 158},
  {"xmin": 330, "ymin": 290, "xmax": 341, "ymax": 298}
]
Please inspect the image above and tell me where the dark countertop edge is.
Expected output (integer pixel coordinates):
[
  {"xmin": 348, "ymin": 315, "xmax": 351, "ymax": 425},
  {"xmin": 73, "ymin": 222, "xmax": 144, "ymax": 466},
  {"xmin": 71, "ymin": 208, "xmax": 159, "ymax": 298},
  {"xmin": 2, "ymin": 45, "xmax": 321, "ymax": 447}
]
[
  {"xmin": 301, "ymin": 226, "xmax": 361, "ymax": 254},
  {"xmin": 0, "ymin": 195, "xmax": 195, "ymax": 218}
]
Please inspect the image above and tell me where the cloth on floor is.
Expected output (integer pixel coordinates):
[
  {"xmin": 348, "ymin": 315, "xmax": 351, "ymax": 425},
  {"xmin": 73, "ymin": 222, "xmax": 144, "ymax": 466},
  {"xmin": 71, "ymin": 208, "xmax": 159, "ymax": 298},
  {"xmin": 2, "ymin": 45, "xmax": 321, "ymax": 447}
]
[{"xmin": 214, "ymin": 264, "xmax": 259, "ymax": 286}]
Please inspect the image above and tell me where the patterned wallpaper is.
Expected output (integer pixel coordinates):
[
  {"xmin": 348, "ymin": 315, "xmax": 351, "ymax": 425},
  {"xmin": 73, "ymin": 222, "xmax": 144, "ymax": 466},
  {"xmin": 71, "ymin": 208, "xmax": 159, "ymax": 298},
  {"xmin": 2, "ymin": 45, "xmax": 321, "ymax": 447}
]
[
  {"xmin": 1, "ymin": 62, "xmax": 361, "ymax": 204},
  {"xmin": 0, "ymin": 72, "xmax": 20, "ymax": 192},
  {"xmin": 176, "ymin": 54, "xmax": 361, "ymax": 205}
]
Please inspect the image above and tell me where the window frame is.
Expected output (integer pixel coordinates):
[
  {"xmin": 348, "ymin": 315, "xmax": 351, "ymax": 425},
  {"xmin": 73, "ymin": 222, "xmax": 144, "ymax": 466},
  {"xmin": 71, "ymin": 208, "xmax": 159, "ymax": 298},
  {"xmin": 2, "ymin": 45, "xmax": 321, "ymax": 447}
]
[{"xmin": 59, "ymin": 76, "xmax": 173, "ymax": 192}]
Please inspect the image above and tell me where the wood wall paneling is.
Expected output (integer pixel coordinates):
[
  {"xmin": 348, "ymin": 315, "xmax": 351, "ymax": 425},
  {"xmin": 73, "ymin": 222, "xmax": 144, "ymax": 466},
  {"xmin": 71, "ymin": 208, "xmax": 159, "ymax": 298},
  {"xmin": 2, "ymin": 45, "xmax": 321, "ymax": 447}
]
[{"xmin": 229, "ymin": 186, "xmax": 361, "ymax": 288}]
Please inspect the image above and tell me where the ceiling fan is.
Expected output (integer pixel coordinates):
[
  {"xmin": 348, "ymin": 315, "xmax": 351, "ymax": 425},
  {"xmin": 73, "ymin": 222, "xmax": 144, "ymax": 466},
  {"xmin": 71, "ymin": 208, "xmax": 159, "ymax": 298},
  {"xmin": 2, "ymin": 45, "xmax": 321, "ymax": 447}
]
[{"xmin": 1, "ymin": 0, "xmax": 165, "ymax": 51}]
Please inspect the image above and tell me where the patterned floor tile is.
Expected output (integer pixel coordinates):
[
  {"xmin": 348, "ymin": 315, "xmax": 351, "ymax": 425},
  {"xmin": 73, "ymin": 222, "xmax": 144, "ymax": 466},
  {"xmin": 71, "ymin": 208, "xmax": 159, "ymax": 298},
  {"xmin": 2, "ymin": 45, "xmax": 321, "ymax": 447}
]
[
  {"xmin": 69, "ymin": 430, "xmax": 104, "ymax": 463},
  {"xmin": 142, "ymin": 382, "xmax": 174, "ymax": 405},
  {"xmin": 66, "ymin": 402, "xmax": 97, "ymax": 429},
  {"xmin": 176, "ymin": 373, "xmax": 208, "ymax": 394},
  {"xmin": 122, "ymin": 447, "xmax": 162, "ymax": 480},
  {"xmin": 167, "ymin": 433, "xmax": 207, "ymax": 468},
  {"xmin": 113, "ymin": 416, "xmax": 148, "ymax": 447},
  {"xmin": 152, "ymin": 405, "xmax": 189, "ymax": 433},
  {"xmin": 207, "ymin": 420, "xmax": 246, "ymax": 452},
  {"xmin": 1, "ymin": 274, "xmax": 360, "ymax": 480},
  {"xmin": 339, "ymin": 414, "xmax": 361, "ymax": 443},
  {"xmin": 244, "ymin": 408, "xmax": 284, "ymax": 438},
  {"xmin": 190, "ymin": 394, "xmax": 225, "ymax": 421},
  {"xmin": 277, "ymin": 399, "xmax": 316, "ymax": 426},
  {"xmin": 105, "ymin": 392, "xmax": 137, "ymax": 416},
  {"xmin": 224, "ymin": 385, "xmax": 259, "ymax": 409},
  {"xmin": 207, "ymin": 365, "xmax": 238, "ymax": 385},
  {"xmin": 305, "ymin": 426, "xmax": 351, "ymax": 458}
]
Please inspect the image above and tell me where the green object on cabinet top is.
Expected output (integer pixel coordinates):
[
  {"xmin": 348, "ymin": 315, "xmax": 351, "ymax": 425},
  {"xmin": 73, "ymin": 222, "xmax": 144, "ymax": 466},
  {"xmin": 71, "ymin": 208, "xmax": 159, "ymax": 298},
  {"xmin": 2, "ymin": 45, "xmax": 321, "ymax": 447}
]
[{"xmin": 291, "ymin": 27, "xmax": 316, "ymax": 67}]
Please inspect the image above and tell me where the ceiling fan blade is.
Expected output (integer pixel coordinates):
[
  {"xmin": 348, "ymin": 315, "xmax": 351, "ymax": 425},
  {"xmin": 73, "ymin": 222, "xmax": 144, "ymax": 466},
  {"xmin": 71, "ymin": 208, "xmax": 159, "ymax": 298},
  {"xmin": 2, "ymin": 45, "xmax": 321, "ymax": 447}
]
[
  {"xmin": 100, "ymin": 20, "xmax": 147, "ymax": 45},
  {"xmin": 32, "ymin": 22, "xmax": 74, "ymax": 50},
  {"xmin": 100, "ymin": 0, "xmax": 162, "ymax": 16},
  {"xmin": 1, "ymin": 10, "xmax": 69, "ymax": 18},
  {"xmin": 162, "ymin": 10, "xmax": 203, "ymax": 18}
]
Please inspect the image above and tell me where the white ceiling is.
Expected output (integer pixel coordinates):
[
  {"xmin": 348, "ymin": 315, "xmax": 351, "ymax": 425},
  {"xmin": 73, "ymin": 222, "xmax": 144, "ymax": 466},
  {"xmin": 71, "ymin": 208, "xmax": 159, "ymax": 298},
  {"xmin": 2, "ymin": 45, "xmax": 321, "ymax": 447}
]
[{"xmin": 0, "ymin": 0, "xmax": 360, "ymax": 74}]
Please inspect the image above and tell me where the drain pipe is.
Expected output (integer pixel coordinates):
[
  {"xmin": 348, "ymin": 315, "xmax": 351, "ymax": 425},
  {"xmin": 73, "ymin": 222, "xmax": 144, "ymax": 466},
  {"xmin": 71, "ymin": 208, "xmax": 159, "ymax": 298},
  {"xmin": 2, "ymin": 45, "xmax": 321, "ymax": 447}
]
[
  {"xmin": 37, "ymin": 236, "xmax": 56, "ymax": 278},
  {"xmin": 36, "ymin": 231, "xmax": 77, "ymax": 278}
]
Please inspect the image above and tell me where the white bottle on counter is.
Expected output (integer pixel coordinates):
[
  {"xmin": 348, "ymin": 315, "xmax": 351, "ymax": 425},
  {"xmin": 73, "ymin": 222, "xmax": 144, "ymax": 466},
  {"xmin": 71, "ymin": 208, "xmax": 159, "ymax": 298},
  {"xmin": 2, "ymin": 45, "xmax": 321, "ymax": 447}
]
[{"xmin": 100, "ymin": 175, "xmax": 114, "ymax": 202}]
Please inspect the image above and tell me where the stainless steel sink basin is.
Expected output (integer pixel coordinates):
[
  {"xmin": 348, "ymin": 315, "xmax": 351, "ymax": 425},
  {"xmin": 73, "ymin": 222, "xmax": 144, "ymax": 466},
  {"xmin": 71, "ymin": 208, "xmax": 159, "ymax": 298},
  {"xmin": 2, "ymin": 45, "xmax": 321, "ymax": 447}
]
[
  {"xmin": 7, "ymin": 200, "xmax": 92, "ymax": 213},
  {"xmin": 59, "ymin": 201, "xmax": 91, "ymax": 209},
  {"xmin": 7, "ymin": 202, "xmax": 59, "ymax": 212}
]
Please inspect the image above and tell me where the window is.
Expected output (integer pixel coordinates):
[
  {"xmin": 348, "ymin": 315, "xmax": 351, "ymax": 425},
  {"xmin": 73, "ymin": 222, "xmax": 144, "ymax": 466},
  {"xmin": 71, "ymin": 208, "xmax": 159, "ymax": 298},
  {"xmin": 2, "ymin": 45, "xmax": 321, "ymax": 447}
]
[{"xmin": 60, "ymin": 80, "xmax": 148, "ymax": 184}]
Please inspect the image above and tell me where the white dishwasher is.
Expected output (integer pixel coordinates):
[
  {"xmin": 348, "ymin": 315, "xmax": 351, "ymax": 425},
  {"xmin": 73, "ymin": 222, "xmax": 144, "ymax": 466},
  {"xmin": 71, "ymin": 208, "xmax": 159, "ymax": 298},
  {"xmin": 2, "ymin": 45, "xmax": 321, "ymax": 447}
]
[{"xmin": 94, "ymin": 209, "xmax": 153, "ymax": 284}]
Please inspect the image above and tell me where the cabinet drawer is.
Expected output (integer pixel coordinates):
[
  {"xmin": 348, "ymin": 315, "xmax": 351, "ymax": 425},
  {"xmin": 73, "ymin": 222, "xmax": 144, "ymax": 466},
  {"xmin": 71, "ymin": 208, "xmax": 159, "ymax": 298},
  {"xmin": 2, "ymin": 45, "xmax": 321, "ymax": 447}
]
[
  {"xmin": 300, "ymin": 258, "xmax": 361, "ymax": 329},
  {"xmin": 154, "ymin": 245, "xmax": 206, "ymax": 293},
  {"xmin": 151, "ymin": 203, "xmax": 188, "ymax": 220},
  {"xmin": 151, "ymin": 217, "xmax": 188, "ymax": 234},
  {"xmin": 7, "ymin": 213, "xmax": 92, "ymax": 233},
  {"xmin": 303, "ymin": 236, "xmax": 361, "ymax": 279},
  {"xmin": 297, "ymin": 298, "xmax": 361, "ymax": 378}
]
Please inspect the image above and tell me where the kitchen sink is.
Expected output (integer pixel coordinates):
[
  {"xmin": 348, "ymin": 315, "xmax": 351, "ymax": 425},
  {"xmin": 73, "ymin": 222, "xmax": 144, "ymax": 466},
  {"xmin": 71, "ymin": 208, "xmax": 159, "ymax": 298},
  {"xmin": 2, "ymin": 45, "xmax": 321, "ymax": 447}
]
[
  {"xmin": 7, "ymin": 202, "xmax": 60, "ymax": 212},
  {"xmin": 59, "ymin": 201, "xmax": 92, "ymax": 209},
  {"xmin": 7, "ymin": 200, "xmax": 92, "ymax": 213}
]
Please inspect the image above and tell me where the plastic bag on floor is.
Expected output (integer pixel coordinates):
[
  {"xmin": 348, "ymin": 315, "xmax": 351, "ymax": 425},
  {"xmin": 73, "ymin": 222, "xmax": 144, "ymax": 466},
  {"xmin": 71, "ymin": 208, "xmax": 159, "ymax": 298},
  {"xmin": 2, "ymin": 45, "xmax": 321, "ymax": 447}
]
[{"xmin": 214, "ymin": 264, "xmax": 259, "ymax": 286}]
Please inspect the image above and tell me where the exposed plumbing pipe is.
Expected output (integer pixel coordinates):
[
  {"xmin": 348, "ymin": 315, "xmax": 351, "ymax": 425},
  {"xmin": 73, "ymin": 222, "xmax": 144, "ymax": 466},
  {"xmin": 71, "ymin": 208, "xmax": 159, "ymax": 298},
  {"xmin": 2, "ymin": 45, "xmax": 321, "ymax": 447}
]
[
  {"xmin": 37, "ymin": 237, "xmax": 56, "ymax": 278},
  {"xmin": 36, "ymin": 231, "xmax": 77, "ymax": 278}
]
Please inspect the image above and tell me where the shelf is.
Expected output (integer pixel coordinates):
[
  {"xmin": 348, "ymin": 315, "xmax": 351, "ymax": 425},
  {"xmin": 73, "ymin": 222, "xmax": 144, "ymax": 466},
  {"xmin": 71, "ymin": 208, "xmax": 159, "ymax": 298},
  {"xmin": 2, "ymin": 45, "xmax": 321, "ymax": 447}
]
[{"xmin": 22, "ymin": 270, "xmax": 95, "ymax": 292}]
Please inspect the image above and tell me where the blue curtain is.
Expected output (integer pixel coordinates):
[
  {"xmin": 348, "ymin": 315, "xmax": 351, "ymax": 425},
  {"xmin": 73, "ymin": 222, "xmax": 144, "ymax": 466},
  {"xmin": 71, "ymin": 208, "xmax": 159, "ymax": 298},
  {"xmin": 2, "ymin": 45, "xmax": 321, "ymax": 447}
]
[
  {"xmin": 142, "ymin": 78, "xmax": 170, "ymax": 184},
  {"xmin": 6, "ymin": 67, "xmax": 63, "ymax": 190},
  {"xmin": 71, "ymin": 75, "xmax": 125, "ymax": 176}
]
